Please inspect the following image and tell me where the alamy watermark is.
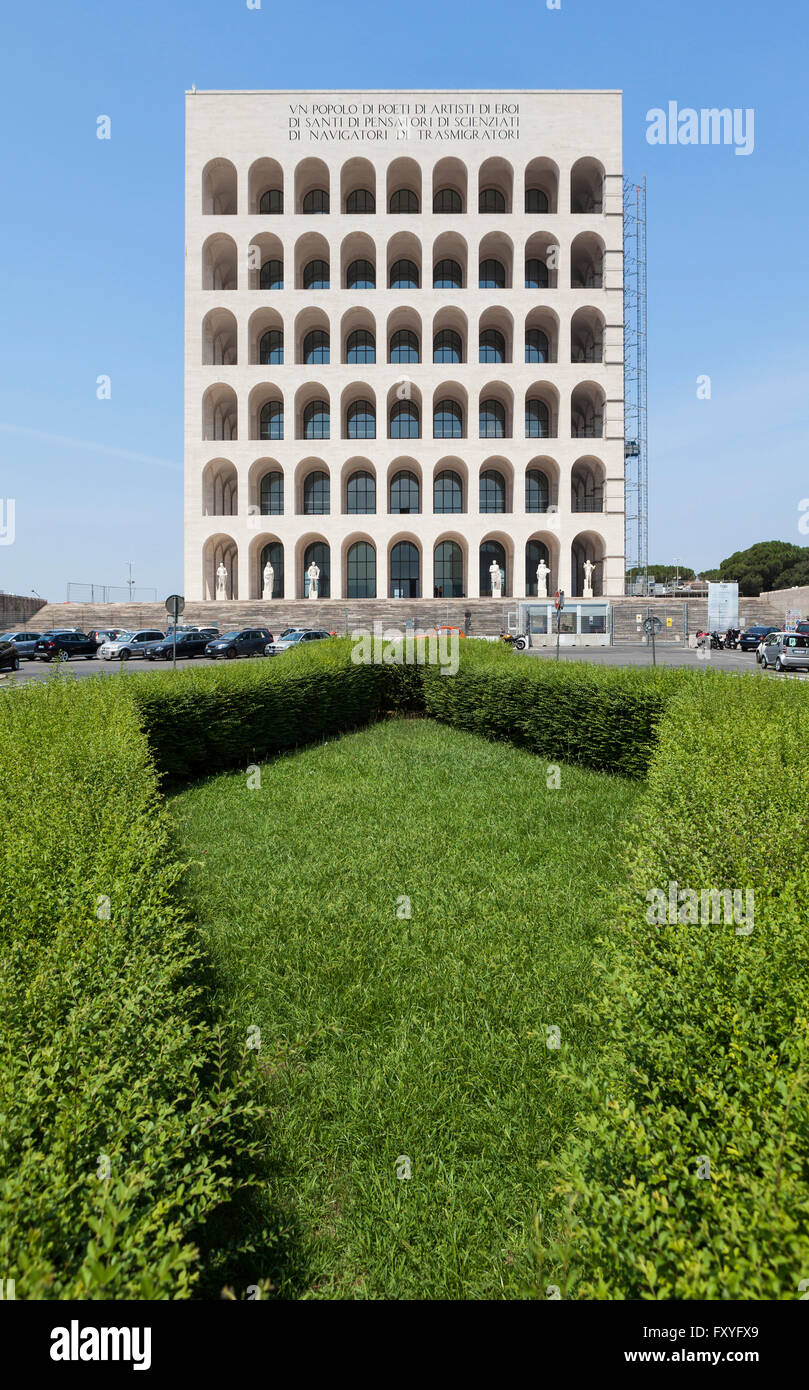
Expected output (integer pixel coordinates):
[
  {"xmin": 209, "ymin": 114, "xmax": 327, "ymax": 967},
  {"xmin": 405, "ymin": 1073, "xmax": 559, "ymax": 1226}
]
[
  {"xmin": 351, "ymin": 622, "xmax": 459, "ymax": 675},
  {"xmin": 645, "ymin": 881, "xmax": 754, "ymax": 935},
  {"xmin": 646, "ymin": 102, "xmax": 755, "ymax": 156}
]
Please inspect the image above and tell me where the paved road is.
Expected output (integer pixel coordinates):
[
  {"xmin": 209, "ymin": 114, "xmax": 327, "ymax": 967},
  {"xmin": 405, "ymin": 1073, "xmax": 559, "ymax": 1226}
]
[
  {"xmin": 2, "ymin": 654, "xmax": 253, "ymax": 686},
  {"xmin": 521, "ymin": 642, "xmax": 798, "ymax": 675}
]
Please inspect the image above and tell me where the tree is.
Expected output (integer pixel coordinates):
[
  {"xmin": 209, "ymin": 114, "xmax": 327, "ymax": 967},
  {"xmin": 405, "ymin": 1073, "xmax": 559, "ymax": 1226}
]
[
  {"xmin": 717, "ymin": 541, "xmax": 809, "ymax": 597},
  {"xmin": 626, "ymin": 564, "xmax": 695, "ymax": 583}
]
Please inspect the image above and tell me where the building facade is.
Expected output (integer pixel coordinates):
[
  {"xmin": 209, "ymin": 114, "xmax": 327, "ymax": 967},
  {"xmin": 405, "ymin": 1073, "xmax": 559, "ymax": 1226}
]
[{"xmin": 185, "ymin": 90, "xmax": 625, "ymax": 603}]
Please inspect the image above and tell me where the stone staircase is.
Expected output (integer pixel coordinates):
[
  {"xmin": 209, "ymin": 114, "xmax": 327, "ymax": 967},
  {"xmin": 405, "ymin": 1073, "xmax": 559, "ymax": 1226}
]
[{"xmin": 29, "ymin": 594, "xmax": 789, "ymax": 645}]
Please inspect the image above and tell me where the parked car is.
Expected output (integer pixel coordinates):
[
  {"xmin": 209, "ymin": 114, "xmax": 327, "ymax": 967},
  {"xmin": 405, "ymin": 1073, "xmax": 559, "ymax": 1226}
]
[
  {"xmin": 166, "ymin": 624, "xmax": 220, "ymax": 639},
  {"xmin": 0, "ymin": 638, "xmax": 21, "ymax": 672},
  {"xmin": 756, "ymin": 630, "xmax": 786, "ymax": 664},
  {"xmin": 793, "ymin": 621, "xmax": 809, "ymax": 636},
  {"xmin": 34, "ymin": 631, "xmax": 100, "ymax": 662},
  {"xmin": 264, "ymin": 629, "xmax": 332, "ymax": 655},
  {"xmin": 760, "ymin": 632, "xmax": 809, "ymax": 673},
  {"xmin": 98, "ymin": 629, "xmax": 165, "ymax": 661},
  {"xmin": 740, "ymin": 625, "xmax": 779, "ymax": 653},
  {"xmin": 0, "ymin": 631, "xmax": 43, "ymax": 660},
  {"xmin": 88, "ymin": 628, "xmax": 125, "ymax": 645},
  {"xmin": 144, "ymin": 631, "xmax": 211, "ymax": 660},
  {"xmin": 205, "ymin": 628, "xmax": 273, "ymax": 659}
]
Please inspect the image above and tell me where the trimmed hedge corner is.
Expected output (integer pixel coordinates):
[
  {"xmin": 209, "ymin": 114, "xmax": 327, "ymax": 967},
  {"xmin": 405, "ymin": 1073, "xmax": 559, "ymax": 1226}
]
[{"xmin": 548, "ymin": 671, "xmax": 809, "ymax": 1299}]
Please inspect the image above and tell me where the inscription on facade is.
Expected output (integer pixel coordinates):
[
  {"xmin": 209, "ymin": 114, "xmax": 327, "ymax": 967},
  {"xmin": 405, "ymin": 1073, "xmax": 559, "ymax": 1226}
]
[{"xmin": 287, "ymin": 101, "xmax": 520, "ymax": 141}]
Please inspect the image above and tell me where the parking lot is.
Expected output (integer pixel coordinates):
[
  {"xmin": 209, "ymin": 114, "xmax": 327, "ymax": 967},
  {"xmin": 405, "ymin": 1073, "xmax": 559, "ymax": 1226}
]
[
  {"xmin": 522, "ymin": 642, "xmax": 770, "ymax": 673},
  {"xmin": 2, "ymin": 654, "xmax": 247, "ymax": 685}
]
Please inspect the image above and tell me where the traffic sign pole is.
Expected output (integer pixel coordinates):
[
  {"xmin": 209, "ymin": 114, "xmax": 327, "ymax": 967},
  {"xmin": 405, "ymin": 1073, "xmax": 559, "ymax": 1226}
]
[
  {"xmin": 554, "ymin": 590, "xmax": 565, "ymax": 662},
  {"xmin": 165, "ymin": 594, "xmax": 185, "ymax": 672}
]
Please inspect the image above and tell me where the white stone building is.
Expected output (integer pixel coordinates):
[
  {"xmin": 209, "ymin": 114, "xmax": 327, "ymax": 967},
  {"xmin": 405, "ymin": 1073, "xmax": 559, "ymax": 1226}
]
[{"xmin": 185, "ymin": 89, "xmax": 625, "ymax": 603}]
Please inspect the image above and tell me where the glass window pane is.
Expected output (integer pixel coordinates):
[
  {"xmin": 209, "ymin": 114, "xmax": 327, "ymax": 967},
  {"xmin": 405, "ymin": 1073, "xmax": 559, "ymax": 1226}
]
[
  {"xmin": 260, "ymin": 400, "xmax": 283, "ymax": 440},
  {"xmin": 303, "ymin": 470, "xmax": 330, "ymax": 514},
  {"xmin": 390, "ymin": 470, "xmax": 419, "ymax": 514},
  {"xmin": 259, "ymin": 330, "xmax": 284, "ymax": 364},
  {"xmin": 303, "ymin": 400, "xmax": 330, "ymax": 440},
  {"xmin": 259, "ymin": 189, "xmax": 283, "ymax": 214},
  {"xmin": 346, "ymin": 329, "xmax": 375, "ymax": 363},
  {"xmin": 433, "ymin": 470, "xmax": 463, "ymax": 513},
  {"xmin": 346, "ymin": 400, "xmax": 376, "ymax": 440},
  {"xmin": 260, "ymin": 471, "xmax": 284, "ymax": 515},
  {"xmin": 389, "ymin": 189, "xmax": 419, "ymax": 214},
  {"xmin": 433, "ymin": 330, "xmax": 462, "ymax": 364},
  {"xmin": 346, "ymin": 471, "xmax": 376, "ymax": 514},
  {"xmin": 260, "ymin": 259, "xmax": 283, "ymax": 289}
]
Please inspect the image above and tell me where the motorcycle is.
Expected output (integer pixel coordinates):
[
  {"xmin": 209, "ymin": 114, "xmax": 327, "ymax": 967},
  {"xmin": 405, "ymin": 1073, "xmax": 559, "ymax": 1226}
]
[{"xmin": 723, "ymin": 627, "xmax": 741, "ymax": 650}]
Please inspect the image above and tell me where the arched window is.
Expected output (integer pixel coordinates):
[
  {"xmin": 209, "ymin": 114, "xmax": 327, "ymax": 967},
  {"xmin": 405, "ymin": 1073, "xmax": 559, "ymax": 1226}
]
[
  {"xmin": 302, "ymin": 188, "xmax": 329, "ymax": 214},
  {"xmin": 346, "ymin": 258, "xmax": 375, "ymax": 289},
  {"xmin": 346, "ymin": 471, "xmax": 376, "ymax": 514},
  {"xmin": 479, "ymin": 187, "xmax": 505, "ymax": 213},
  {"xmin": 479, "ymin": 259, "xmax": 506, "ymax": 289},
  {"xmin": 303, "ymin": 399, "xmax": 330, "ymax": 440},
  {"xmin": 260, "ymin": 541, "xmax": 284, "ymax": 598},
  {"xmin": 433, "ymin": 399, "xmax": 463, "ymax": 440},
  {"xmin": 260, "ymin": 259, "xmax": 283, "ymax": 290},
  {"xmin": 479, "ymin": 399, "xmax": 506, "ymax": 439},
  {"xmin": 346, "ymin": 329, "xmax": 375, "ymax": 364},
  {"xmin": 525, "ymin": 539, "xmax": 550, "ymax": 597},
  {"xmin": 303, "ymin": 329, "xmax": 329, "ymax": 364},
  {"xmin": 259, "ymin": 189, "xmax": 283, "ymax": 214},
  {"xmin": 433, "ymin": 188, "xmax": 462, "ymax": 214},
  {"xmin": 433, "ymin": 258, "xmax": 462, "ymax": 289},
  {"xmin": 390, "ymin": 470, "xmax": 420, "ymax": 514},
  {"xmin": 346, "ymin": 399, "xmax": 376, "ymax": 440},
  {"xmin": 390, "ymin": 329, "xmax": 419, "ymax": 364},
  {"xmin": 434, "ymin": 540, "xmax": 464, "ymax": 597},
  {"xmin": 525, "ymin": 258, "xmax": 549, "ymax": 289},
  {"xmin": 433, "ymin": 470, "xmax": 463, "ymax": 513},
  {"xmin": 526, "ymin": 469, "xmax": 550, "ymax": 513},
  {"xmin": 260, "ymin": 400, "xmax": 283, "ymax": 440},
  {"xmin": 390, "ymin": 541, "xmax": 420, "ymax": 597},
  {"xmin": 390, "ymin": 400, "xmax": 420, "ymax": 439},
  {"xmin": 303, "ymin": 259, "xmax": 329, "ymax": 290},
  {"xmin": 303, "ymin": 470, "xmax": 330, "ymax": 514},
  {"xmin": 304, "ymin": 541, "xmax": 330, "ymax": 597},
  {"xmin": 389, "ymin": 258, "xmax": 419, "ymax": 289},
  {"xmin": 389, "ymin": 188, "xmax": 419, "ymax": 214},
  {"xmin": 433, "ymin": 329, "xmax": 462, "ymax": 364},
  {"xmin": 346, "ymin": 189, "xmax": 375, "ymax": 213},
  {"xmin": 526, "ymin": 399, "xmax": 551, "ymax": 438},
  {"xmin": 479, "ymin": 329, "xmax": 506, "ymax": 363},
  {"xmin": 526, "ymin": 329, "xmax": 550, "ymax": 363},
  {"xmin": 525, "ymin": 187, "xmax": 549, "ymax": 214},
  {"xmin": 260, "ymin": 470, "xmax": 284, "ymax": 515},
  {"xmin": 480, "ymin": 469, "xmax": 506, "ymax": 513},
  {"xmin": 480, "ymin": 540, "xmax": 507, "ymax": 597},
  {"xmin": 259, "ymin": 330, "xmax": 284, "ymax": 365},
  {"xmin": 346, "ymin": 541, "xmax": 376, "ymax": 598}
]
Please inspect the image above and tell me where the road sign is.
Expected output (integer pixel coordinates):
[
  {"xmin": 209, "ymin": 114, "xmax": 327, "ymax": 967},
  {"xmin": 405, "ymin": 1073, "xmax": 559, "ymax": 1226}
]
[
  {"xmin": 643, "ymin": 616, "xmax": 662, "ymax": 635},
  {"xmin": 165, "ymin": 594, "xmax": 185, "ymax": 622},
  {"xmin": 554, "ymin": 589, "xmax": 565, "ymax": 613}
]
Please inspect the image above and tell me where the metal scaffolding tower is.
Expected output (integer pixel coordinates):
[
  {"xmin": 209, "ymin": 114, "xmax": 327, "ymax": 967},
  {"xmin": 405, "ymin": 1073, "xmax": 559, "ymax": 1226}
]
[{"xmin": 623, "ymin": 176, "xmax": 648, "ymax": 595}]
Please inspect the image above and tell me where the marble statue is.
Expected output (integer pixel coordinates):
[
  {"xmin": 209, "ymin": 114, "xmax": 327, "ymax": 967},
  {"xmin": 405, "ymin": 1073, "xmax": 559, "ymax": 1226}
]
[
  {"xmin": 215, "ymin": 561, "xmax": 228, "ymax": 600},
  {"xmin": 307, "ymin": 560, "xmax": 320, "ymax": 599},
  {"xmin": 536, "ymin": 558, "xmax": 549, "ymax": 598},
  {"xmin": 262, "ymin": 561, "xmax": 274, "ymax": 601},
  {"xmin": 489, "ymin": 560, "xmax": 503, "ymax": 600},
  {"xmin": 583, "ymin": 559, "xmax": 595, "ymax": 598}
]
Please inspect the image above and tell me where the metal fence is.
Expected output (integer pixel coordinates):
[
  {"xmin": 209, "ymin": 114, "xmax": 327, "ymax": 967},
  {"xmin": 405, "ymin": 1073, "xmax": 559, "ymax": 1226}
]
[{"xmin": 66, "ymin": 583, "xmax": 158, "ymax": 604}]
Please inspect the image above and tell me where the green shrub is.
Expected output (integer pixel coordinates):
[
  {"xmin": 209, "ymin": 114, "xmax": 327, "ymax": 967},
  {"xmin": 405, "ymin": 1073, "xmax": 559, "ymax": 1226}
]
[
  {"xmin": 128, "ymin": 639, "xmax": 390, "ymax": 782},
  {"xmin": 421, "ymin": 642, "xmax": 687, "ymax": 778},
  {"xmin": 0, "ymin": 676, "xmax": 263, "ymax": 1299},
  {"xmin": 547, "ymin": 671, "xmax": 809, "ymax": 1299}
]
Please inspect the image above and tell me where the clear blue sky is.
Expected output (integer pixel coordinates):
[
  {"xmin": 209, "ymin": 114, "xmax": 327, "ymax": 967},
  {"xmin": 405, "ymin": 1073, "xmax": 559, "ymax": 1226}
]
[{"xmin": 1, "ymin": 0, "xmax": 806, "ymax": 600}]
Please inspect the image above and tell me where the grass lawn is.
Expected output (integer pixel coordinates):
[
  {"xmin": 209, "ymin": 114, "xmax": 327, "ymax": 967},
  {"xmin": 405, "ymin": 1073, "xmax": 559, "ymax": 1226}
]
[{"xmin": 170, "ymin": 717, "xmax": 639, "ymax": 1298}]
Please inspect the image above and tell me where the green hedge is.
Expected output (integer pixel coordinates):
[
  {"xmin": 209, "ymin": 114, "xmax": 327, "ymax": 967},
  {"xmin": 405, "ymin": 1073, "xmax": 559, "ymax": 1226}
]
[
  {"xmin": 5, "ymin": 641, "xmax": 806, "ymax": 1300},
  {"xmin": 128, "ymin": 639, "xmax": 390, "ymax": 782},
  {"xmin": 421, "ymin": 640, "xmax": 687, "ymax": 778},
  {"xmin": 0, "ymin": 677, "xmax": 264, "ymax": 1299},
  {"xmin": 548, "ymin": 671, "xmax": 809, "ymax": 1299}
]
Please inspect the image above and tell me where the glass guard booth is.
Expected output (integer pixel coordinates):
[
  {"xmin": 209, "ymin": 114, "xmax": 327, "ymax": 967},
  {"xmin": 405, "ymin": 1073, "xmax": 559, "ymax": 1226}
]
[{"xmin": 517, "ymin": 601, "xmax": 612, "ymax": 647}]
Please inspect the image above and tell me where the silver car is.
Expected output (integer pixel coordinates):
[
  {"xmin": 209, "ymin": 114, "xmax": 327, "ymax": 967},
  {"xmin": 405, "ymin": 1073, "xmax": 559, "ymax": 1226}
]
[
  {"xmin": 761, "ymin": 632, "xmax": 809, "ymax": 673},
  {"xmin": 98, "ymin": 629, "xmax": 165, "ymax": 661}
]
